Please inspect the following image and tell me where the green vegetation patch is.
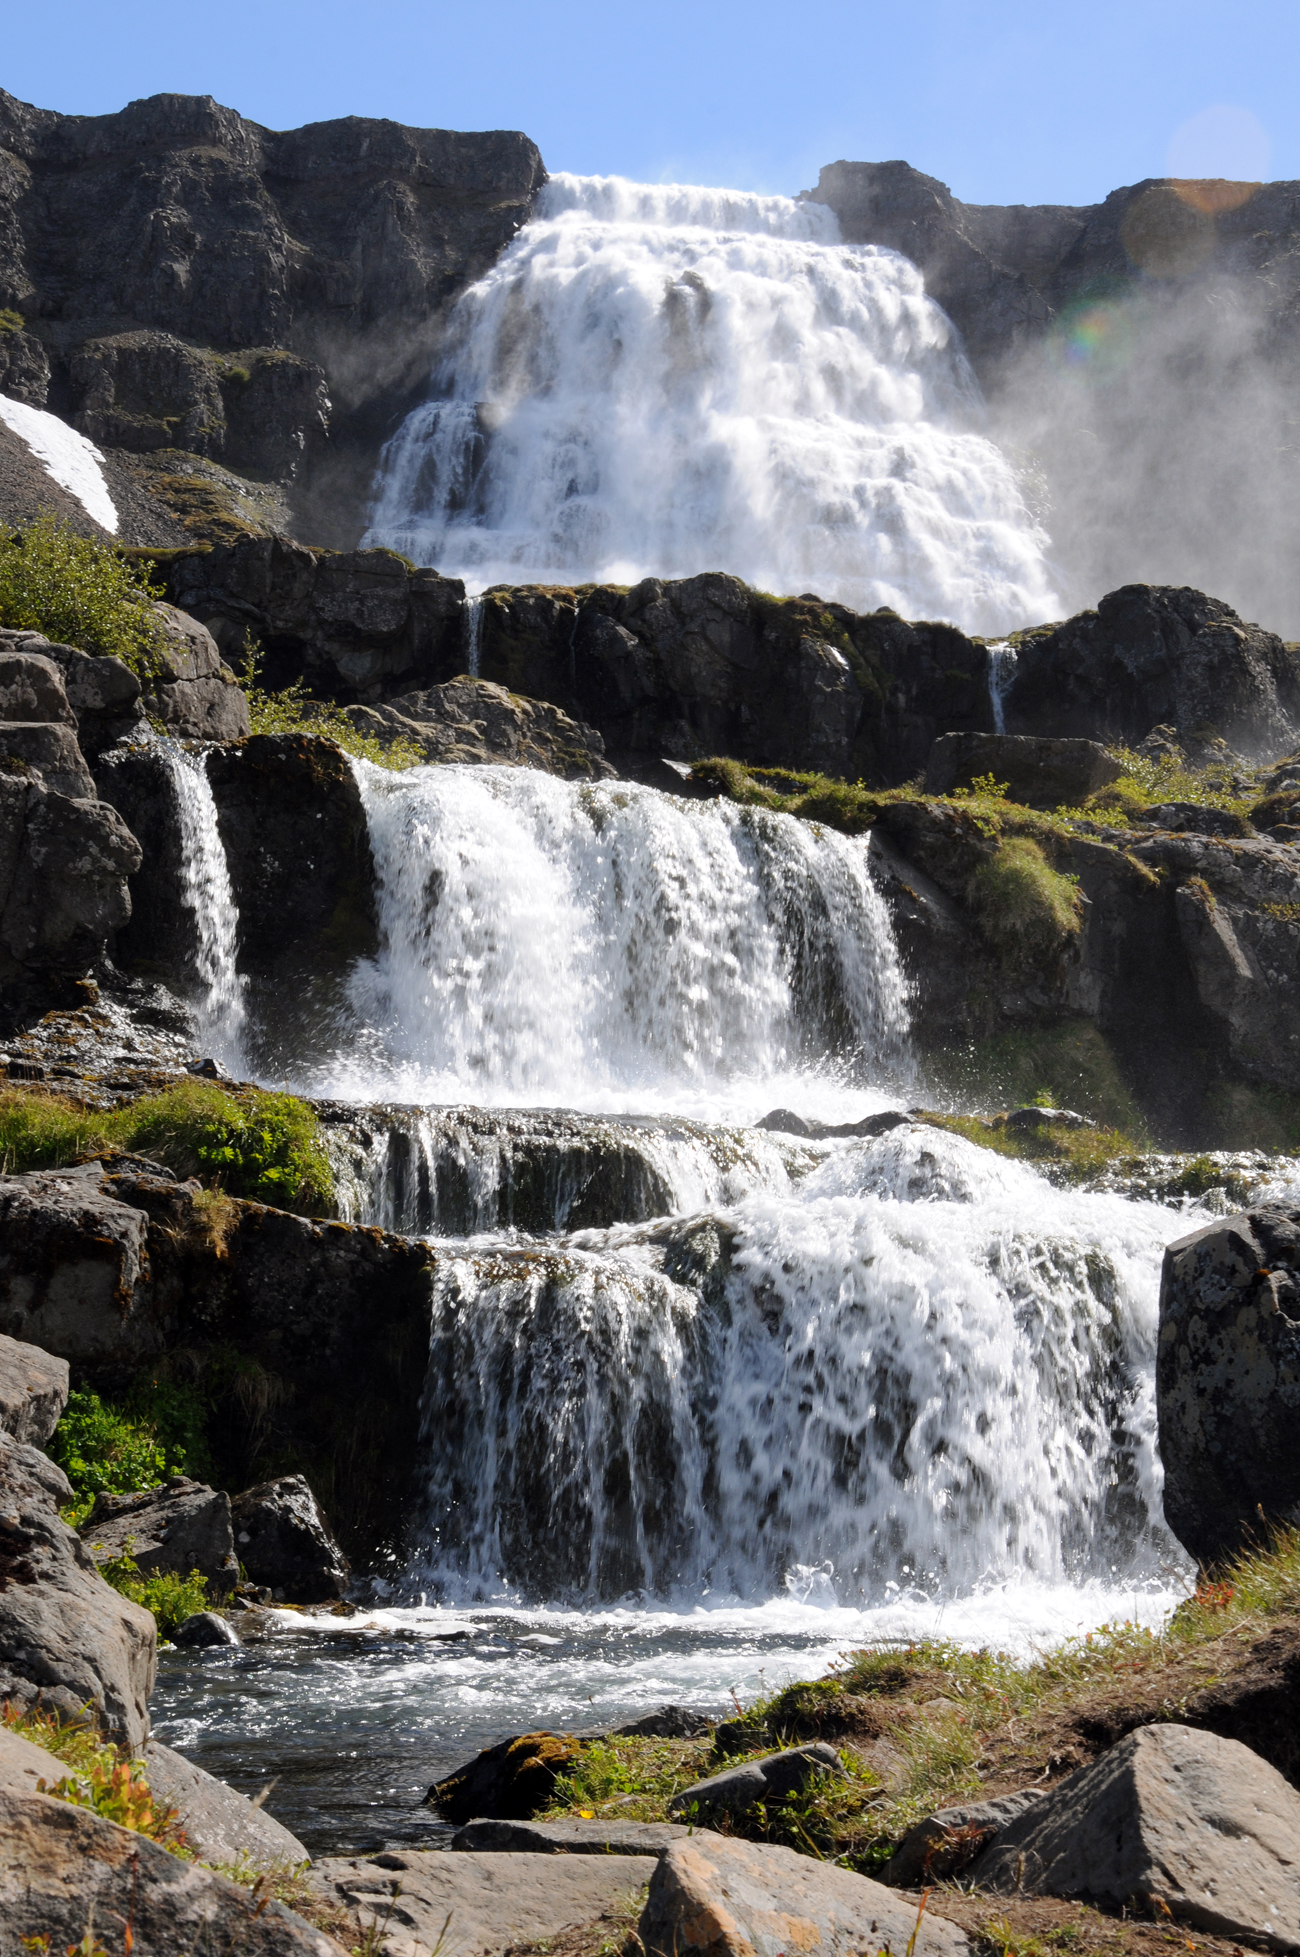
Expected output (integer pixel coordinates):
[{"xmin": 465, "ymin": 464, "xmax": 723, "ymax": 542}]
[
  {"xmin": 0, "ymin": 514, "xmax": 166, "ymax": 675},
  {"xmin": 94, "ymin": 1545, "xmax": 211, "ymax": 1639},
  {"xmin": 967, "ymin": 837, "xmax": 1083, "ymax": 963},
  {"xmin": 920, "ymin": 1110, "xmax": 1141, "ymax": 1180},
  {"xmin": 49, "ymin": 1388, "xmax": 177, "ymax": 1522},
  {"xmin": 0, "ymin": 1077, "xmax": 334, "ymax": 1213},
  {"xmin": 242, "ymin": 658, "xmax": 424, "ymax": 773},
  {"xmin": 1, "ymin": 1703, "xmax": 189, "ymax": 1851}
]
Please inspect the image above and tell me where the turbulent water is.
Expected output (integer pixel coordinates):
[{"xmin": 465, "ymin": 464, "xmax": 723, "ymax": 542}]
[
  {"xmin": 162, "ymin": 742, "xmax": 246, "ymax": 1072},
  {"xmin": 154, "ymin": 748, "xmax": 1208, "ymax": 1855},
  {"xmin": 365, "ymin": 173, "xmax": 1059, "ymax": 632}
]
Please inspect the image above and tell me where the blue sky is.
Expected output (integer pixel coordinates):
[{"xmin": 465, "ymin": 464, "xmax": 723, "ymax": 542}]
[{"xmin": 5, "ymin": 0, "xmax": 1297, "ymax": 205}]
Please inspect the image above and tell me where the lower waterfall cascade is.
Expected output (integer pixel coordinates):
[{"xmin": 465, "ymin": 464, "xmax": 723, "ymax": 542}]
[{"xmin": 364, "ymin": 172, "xmax": 1060, "ymax": 634}]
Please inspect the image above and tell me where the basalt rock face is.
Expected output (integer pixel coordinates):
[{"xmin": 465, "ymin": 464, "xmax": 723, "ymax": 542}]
[
  {"xmin": 1157, "ymin": 1205, "xmax": 1300, "ymax": 1566},
  {"xmin": 0, "ymin": 88, "xmax": 545, "ymax": 542},
  {"xmin": 344, "ymin": 677, "xmax": 614, "ymax": 779},
  {"xmin": 1003, "ymin": 585, "xmax": 1300, "ymax": 762},
  {"xmin": 808, "ymin": 161, "xmax": 1300, "ymax": 385}
]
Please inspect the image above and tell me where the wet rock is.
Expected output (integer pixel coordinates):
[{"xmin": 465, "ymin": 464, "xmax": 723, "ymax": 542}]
[
  {"xmin": 82, "ymin": 1477, "xmax": 240, "ymax": 1595},
  {"xmin": 755, "ymin": 1107, "xmax": 910, "ymax": 1140},
  {"xmin": 1004, "ymin": 1106, "xmax": 1095, "ymax": 1131},
  {"xmin": 1003, "ymin": 585, "xmax": 1300, "ymax": 760},
  {"xmin": 230, "ymin": 1475, "xmax": 349, "ymax": 1603},
  {"xmin": 429, "ymin": 1731, "xmax": 586, "ymax": 1825},
  {"xmin": 1157, "ymin": 1203, "xmax": 1300, "ymax": 1564},
  {"xmin": 0, "ymin": 1784, "xmax": 342, "ymax": 1957},
  {"xmin": 883, "ymin": 1789, "xmax": 1044, "ymax": 1885},
  {"xmin": 667, "ymin": 1742, "xmax": 845, "ymax": 1817},
  {"xmin": 972, "ymin": 1724, "xmax": 1300, "ymax": 1946},
  {"xmin": 311, "ymin": 1847, "xmax": 657, "ymax": 1957},
  {"xmin": 0, "ymin": 1428, "xmax": 156, "ymax": 1747},
  {"xmin": 141, "ymin": 1738, "xmax": 309, "ymax": 1870},
  {"xmin": 924, "ymin": 732, "xmax": 1122, "ymax": 807},
  {"xmin": 0, "ymin": 1333, "xmax": 68, "ymax": 1445},
  {"xmin": 454, "ymin": 1816, "xmax": 696, "ymax": 1855},
  {"xmin": 344, "ymin": 675, "xmax": 614, "ymax": 779},
  {"xmin": 616, "ymin": 1705, "xmax": 715, "ymax": 1738},
  {"xmin": 173, "ymin": 1610, "xmax": 240, "ymax": 1648},
  {"xmin": 639, "ymin": 1834, "xmax": 970, "ymax": 1957},
  {"xmin": 0, "ymin": 1162, "xmax": 154, "ymax": 1359}
]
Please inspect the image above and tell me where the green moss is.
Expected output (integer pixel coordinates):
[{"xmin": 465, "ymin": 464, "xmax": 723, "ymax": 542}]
[
  {"xmin": 0, "ymin": 308, "xmax": 23, "ymax": 338},
  {"xmin": 0, "ymin": 1078, "xmax": 335, "ymax": 1214},
  {"xmin": 920, "ymin": 1110, "xmax": 1142, "ymax": 1180},
  {"xmin": 967, "ymin": 836, "xmax": 1083, "ymax": 963},
  {"xmin": 0, "ymin": 515, "xmax": 166, "ymax": 674}
]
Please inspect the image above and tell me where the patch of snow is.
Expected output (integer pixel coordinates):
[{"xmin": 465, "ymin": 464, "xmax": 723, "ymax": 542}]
[{"xmin": 0, "ymin": 394, "xmax": 118, "ymax": 534}]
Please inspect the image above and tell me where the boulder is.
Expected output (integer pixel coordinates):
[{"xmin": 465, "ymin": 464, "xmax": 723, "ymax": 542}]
[
  {"xmin": 174, "ymin": 1610, "xmax": 240, "ymax": 1647},
  {"xmin": 883, "ymin": 1789, "xmax": 1044, "ymax": 1885},
  {"xmin": 0, "ymin": 778, "xmax": 142, "ymax": 976},
  {"xmin": 82, "ymin": 1477, "xmax": 240, "ymax": 1595},
  {"xmin": 639, "ymin": 1834, "xmax": 970, "ymax": 1957},
  {"xmin": 972, "ymin": 1724, "xmax": 1300, "ymax": 1947},
  {"xmin": 453, "ymin": 1816, "xmax": 695, "ymax": 1856},
  {"xmin": 343, "ymin": 675, "xmax": 615, "ymax": 779},
  {"xmin": 429, "ymin": 1731, "xmax": 586, "ymax": 1824},
  {"xmin": 1003, "ymin": 585, "xmax": 1300, "ymax": 760},
  {"xmin": 0, "ymin": 1428, "xmax": 156, "ymax": 1747},
  {"xmin": 145, "ymin": 603, "xmax": 251, "ymax": 741},
  {"xmin": 230, "ymin": 1475, "xmax": 349, "ymax": 1603},
  {"xmin": 0, "ymin": 649, "xmax": 76, "ymax": 725},
  {"xmin": 0, "ymin": 1162, "xmax": 154, "ymax": 1360},
  {"xmin": 1156, "ymin": 1204, "xmax": 1300, "ymax": 1564},
  {"xmin": 667, "ymin": 1742, "xmax": 845, "ymax": 1817},
  {"xmin": 924, "ymin": 732, "xmax": 1122, "ymax": 808},
  {"xmin": 0, "ymin": 720, "xmax": 96, "ymax": 799},
  {"xmin": 0, "ymin": 1720, "xmax": 71, "ymax": 1795},
  {"xmin": 0, "ymin": 1784, "xmax": 342, "ymax": 1957},
  {"xmin": 1139, "ymin": 802, "xmax": 1254, "ymax": 838},
  {"xmin": 33, "ymin": 636, "xmax": 145, "ymax": 756},
  {"xmin": 616, "ymin": 1704, "xmax": 714, "ymax": 1738},
  {"xmin": 0, "ymin": 1334, "xmax": 68, "ymax": 1446},
  {"xmin": 310, "ymin": 1848, "xmax": 658, "ymax": 1957},
  {"xmin": 141, "ymin": 1738, "xmax": 309, "ymax": 1870}
]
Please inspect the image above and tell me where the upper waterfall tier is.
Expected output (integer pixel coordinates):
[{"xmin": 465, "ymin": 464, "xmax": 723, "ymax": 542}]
[
  {"xmin": 364, "ymin": 173, "xmax": 1059, "ymax": 633},
  {"xmin": 311, "ymin": 761, "xmax": 912, "ymax": 1120}
]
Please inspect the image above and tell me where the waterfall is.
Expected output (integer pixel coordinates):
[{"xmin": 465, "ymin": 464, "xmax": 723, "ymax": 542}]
[
  {"xmin": 364, "ymin": 173, "xmax": 1059, "ymax": 634},
  {"xmin": 410, "ymin": 1125, "xmax": 1177, "ymax": 1603},
  {"xmin": 987, "ymin": 640, "xmax": 1018, "ymax": 733},
  {"xmin": 462, "ymin": 594, "xmax": 484, "ymax": 677},
  {"xmin": 326, "ymin": 761, "xmax": 913, "ymax": 1117},
  {"xmin": 161, "ymin": 743, "xmax": 246, "ymax": 1073}
]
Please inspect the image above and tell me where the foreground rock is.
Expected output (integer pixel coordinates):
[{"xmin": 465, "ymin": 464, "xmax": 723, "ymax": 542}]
[
  {"xmin": 146, "ymin": 602, "xmax": 250, "ymax": 739},
  {"xmin": 883, "ymin": 1789, "xmax": 1043, "ymax": 1885},
  {"xmin": 973, "ymin": 1725, "xmax": 1300, "ymax": 1947},
  {"xmin": 0, "ymin": 1429, "xmax": 155, "ymax": 1746},
  {"xmin": 0, "ymin": 1332, "xmax": 67, "ymax": 1444},
  {"xmin": 454, "ymin": 1816, "xmax": 695, "ymax": 1855},
  {"xmin": 82, "ymin": 1476, "xmax": 240, "ymax": 1595},
  {"xmin": 924, "ymin": 732, "xmax": 1122, "ymax": 807},
  {"xmin": 345, "ymin": 675, "xmax": 614, "ymax": 779},
  {"xmin": 231, "ymin": 1475, "xmax": 349, "ymax": 1602},
  {"xmin": 0, "ymin": 1785, "xmax": 341, "ymax": 1957},
  {"xmin": 668, "ymin": 1742, "xmax": 845, "ymax": 1817},
  {"xmin": 1157, "ymin": 1205, "xmax": 1300, "ymax": 1564},
  {"xmin": 640, "ymin": 1835, "xmax": 969, "ymax": 1957},
  {"xmin": 430, "ymin": 1730, "xmax": 584, "ymax": 1824},
  {"xmin": 142, "ymin": 1739, "xmax": 309, "ymax": 1871},
  {"xmin": 311, "ymin": 1847, "xmax": 657, "ymax": 1957}
]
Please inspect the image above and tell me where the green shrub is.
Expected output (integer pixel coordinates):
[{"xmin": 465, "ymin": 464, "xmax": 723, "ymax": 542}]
[
  {"xmin": 0, "ymin": 1078, "xmax": 334, "ymax": 1214},
  {"xmin": 968, "ymin": 836, "xmax": 1083, "ymax": 963},
  {"xmin": 94, "ymin": 1546, "xmax": 211, "ymax": 1638},
  {"xmin": 0, "ymin": 514, "xmax": 166, "ymax": 674},
  {"xmin": 242, "ymin": 658, "xmax": 424, "ymax": 772},
  {"xmin": 48, "ymin": 1389, "xmax": 173, "ymax": 1523}
]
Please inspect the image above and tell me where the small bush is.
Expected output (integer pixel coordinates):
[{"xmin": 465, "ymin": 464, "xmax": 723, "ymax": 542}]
[
  {"xmin": 968, "ymin": 836, "xmax": 1083, "ymax": 963},
  {"xmin": 48, "ymin": 1389, "xmax": 172, "ymax": 1522},
  {"xmin": 94, "ymin": 1546, "xmax": 211, "ymax": 1638},
  {"xmin": 3, "ymin": 1704, "xmax": 188, "ymax": 1852},
  {"xmin": 0, "ymin": 1078, "xmax": 334, "ymax": 1214},
  {"xmin": 242, "ymin": 655, "xmax": 424, "ymax": 772},
  {"xmin": 0, "ymin": 514, "xmax": 165, "ymax": 674}
]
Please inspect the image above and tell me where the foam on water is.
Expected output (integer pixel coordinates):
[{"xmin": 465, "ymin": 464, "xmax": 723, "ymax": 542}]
[{"xmin": 365, "ymin": 173, "xmax": 1059, "ymax": 631}]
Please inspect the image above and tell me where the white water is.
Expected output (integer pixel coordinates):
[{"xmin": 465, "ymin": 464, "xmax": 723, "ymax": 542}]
[
  {"xmin": 0, "ymin": 393, "xmax": 119, "ymax": 533},
  {"xmin": 318, "ymin": 761, "xmax": 912, "ymax": 1119},
  {"xmin": 162, "ymin": 744, "xmax": 246, "ymax": 1071},
  {"xmin": 463, "ymin": 594, "xmax": 484, "ymax": 677},
  {"xmin": 987, "ymin": 640, "xmax": 1018, "ymax": 733},
  {"xmin": 365, "ymin": 173, "xmax": 1059, "ymax": 634}
]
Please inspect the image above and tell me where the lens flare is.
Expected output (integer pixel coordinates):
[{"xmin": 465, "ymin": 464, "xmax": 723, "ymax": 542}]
[{"xmin": 1048, "ymin": 298, "xmax": 1133, "ymax": 375}]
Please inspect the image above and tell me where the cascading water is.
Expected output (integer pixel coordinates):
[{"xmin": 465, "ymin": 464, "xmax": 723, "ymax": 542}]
[
  {"xmin": 462, "ymin": 593, "xmax": 484, "ymax": 677},
  {"xmin": 365, "ymin": 174, "xmax": 1059, "ymax": 633},
  {"xmin": 987, "ymin": 640, "xmax": 1018, "ymax": 733},
  {"xmin": 160, "ymin": 743, "xmax": 246, "ymax": 1072},
  {"xmin": 322, "ymin": 760, "xmax": 912, "ymax": 1118}
]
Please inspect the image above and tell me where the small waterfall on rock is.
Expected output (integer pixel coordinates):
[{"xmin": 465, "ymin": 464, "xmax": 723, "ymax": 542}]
[
  {"xmin": 365, "ymin": 174, "xmax": 1059, "ymax": 633},
  {"xmin": 162, "ymin": 743, "xmax": 246, "ymax": 1072},
  {"xmin": 987, "ymin": 640, "xmax": 1018, "ymax": 733},
  {"xmin": 462, "ymin": 594, "xmax": 484, "ymax": 677},
  {"xmin": 328, "ymin": 761, "xmax": 912, "ymax": 1116}
]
